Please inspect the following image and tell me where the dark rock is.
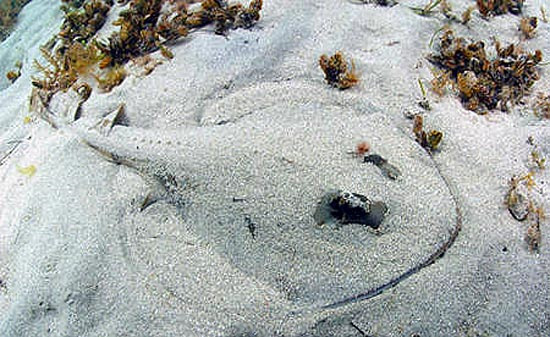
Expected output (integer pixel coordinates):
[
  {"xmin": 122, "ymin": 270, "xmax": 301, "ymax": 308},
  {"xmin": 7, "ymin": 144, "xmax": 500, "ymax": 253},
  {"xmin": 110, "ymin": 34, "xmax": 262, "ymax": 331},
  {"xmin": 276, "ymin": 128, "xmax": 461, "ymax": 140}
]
[{"xmin": 364, "ymin": 154, "xmax": 386, "ymax": 166}]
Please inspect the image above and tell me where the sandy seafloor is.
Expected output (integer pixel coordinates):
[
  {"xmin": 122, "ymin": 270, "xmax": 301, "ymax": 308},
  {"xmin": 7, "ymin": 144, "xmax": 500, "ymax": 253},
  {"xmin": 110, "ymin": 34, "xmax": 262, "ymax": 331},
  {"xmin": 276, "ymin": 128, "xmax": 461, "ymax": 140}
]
[{"xmin": 0, "ymin": 0, "xmax": 549, "ymax": 336}]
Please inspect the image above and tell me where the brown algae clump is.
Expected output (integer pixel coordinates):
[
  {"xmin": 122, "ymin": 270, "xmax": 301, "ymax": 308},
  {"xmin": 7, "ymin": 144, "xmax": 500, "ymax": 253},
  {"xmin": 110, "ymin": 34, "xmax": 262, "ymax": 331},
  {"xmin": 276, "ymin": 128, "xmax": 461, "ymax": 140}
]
[
  {"xmin": 430, "ymin": 68, "xmax": 453, "ymax": 97},
  {"xmin": 59, "ymin": 0, "xmax": 112, "ymax": 43},
  {"xmin": 93, "ymin": 65, "xmax": 126, "ymax": 92},
  {"xmin": 32, "ymin": 0, "xmax": 264, "ymax": 103},
  {"xmin": 519, "ymin": 16, "xmax": 537, "ymax": 39},
  {"xmin": 32, "ymin": 0, "xmax": 114, "ymax": 103},
  {"xmin": 96, "ymin": 0, "xmax": 186, "ymax": 67},
  {"xmin": 187, "ymin": 0, "xmax": 263, "ymax": 35},
  {"xmin": 413, "ymin": 115, "xmax": 442, "ymax": 151},
  {"xmin": 477, "ymin": 0, "xmax": 523, "ymax": 17},
  {"xmin": 5, "ymin": 60, "xmax": 22, "ymax": 84},
  {"xmin": 428, "ymin": 29, "xmax": 542, "ymax": 113},
  {"xmin": 319, "ymin": 52, "xmax": 359, "ymax": 89}
]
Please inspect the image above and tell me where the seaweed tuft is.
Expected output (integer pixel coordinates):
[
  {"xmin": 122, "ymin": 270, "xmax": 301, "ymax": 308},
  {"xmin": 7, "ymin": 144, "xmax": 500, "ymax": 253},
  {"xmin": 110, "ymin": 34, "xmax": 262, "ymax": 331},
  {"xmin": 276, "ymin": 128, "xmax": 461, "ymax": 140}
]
[
  {"xmin": 413, "ymin": 114, "xmax": 442, "ymax": 151},
  {"xmin": 476, "ymin": 0, "xmax": 523, "ymax": 17},
  {"xmin": 59, "ymin": 0, "xmax": 113, "ymax": 43},
  {"xmin": 32, "ymin": 0, "xmax": 264, "ymax": 102},
  {"xmin": 428, "ymin": 29, "xmax": 542, "ymax": 113},
  {"xmin": 319, "ymin": 52, "xmax": 359, "ymax": 90},
  {"xmin": 93, "ymin": 64, "xmax": 126, "ymax": 92},
  {"xmin": 186, "ymin": 0, "xmax": 262, "ymax": 35},
  {"xmin": 5, "ymin": 60, "xmax": 22, "ymax": 83}
]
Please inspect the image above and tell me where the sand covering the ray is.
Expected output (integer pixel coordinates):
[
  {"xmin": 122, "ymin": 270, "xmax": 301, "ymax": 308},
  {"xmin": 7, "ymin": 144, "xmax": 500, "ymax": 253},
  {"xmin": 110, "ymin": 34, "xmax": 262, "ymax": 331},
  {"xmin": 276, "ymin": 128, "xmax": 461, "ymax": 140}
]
[{"xmin": 0, "ymin": 0, "xmax": 549, "ymax": 336}]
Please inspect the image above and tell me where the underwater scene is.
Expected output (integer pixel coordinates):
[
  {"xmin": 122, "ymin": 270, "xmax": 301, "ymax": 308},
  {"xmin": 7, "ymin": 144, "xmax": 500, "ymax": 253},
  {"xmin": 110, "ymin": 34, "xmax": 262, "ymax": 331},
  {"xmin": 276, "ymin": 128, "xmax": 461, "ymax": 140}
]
[{"xmin": 0, "ymin": 0, "xmax": 549, "ymax": 336}]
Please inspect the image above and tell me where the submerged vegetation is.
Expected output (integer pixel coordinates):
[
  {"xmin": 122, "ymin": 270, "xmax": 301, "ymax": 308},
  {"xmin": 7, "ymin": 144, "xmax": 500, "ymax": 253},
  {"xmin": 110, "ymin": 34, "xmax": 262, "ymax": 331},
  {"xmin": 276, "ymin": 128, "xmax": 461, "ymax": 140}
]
[
  {"xmin": 319, "ymin": 52, "xmax": 359, "ymax": 89},
  {"xmin": 5, "ymin": 60, "xmax": 22, "ymax": 83},
  {"xmin": 59, "ymin": 0, "xmax": 112, "ymax": 43},
  {"xmin": 32, "ymin": 46, "xmax": 79, "ymax": 102},
  {"xmin": 428, "ymin": 29, "xmax": 542, "ymax": 113},
  {"xmin": 31, "ymin": 0, "xmax": 263, "ymax": 105},
  {"xmin": 519, "ymin": 16, "xmax": 537, "ymax": 39},
  {"xmin": 93, "ymin": 64, "xmax": 126, "ymax": 91},
  {"xmin": 32, "ymin": 0, "xmax": 115, "ymax": 103},
  {"xmin": 406, "ymin": 0, "xmax": 525, "ymax": 26},
  {"xmin": 476, "ymin": 0, "xmax": 523, "ymax": 17},
  {"xmin": 93, "ymin": 0, "xmax": 261, "ymax": 67},
  {"xmin": 409, "ymin": 0, "xmax": 445, "ymax": 16},
  {"xmin": 506, "ymin": 138, "xmax": 547, "ymax": 252},
  {"xmin": 94, "ymin": 0, "xmax": 186, "ymax": 68},
  {"xmin": 533, "ymin": 92, "xmax": 550, "ymax": 119},
  {"xmin": 186, "ymin": 0, "xmax": 263, "ymax": 34},
  {"xmin": 413, "ymin": 114, "xmax": 443, "ymax": 151}
]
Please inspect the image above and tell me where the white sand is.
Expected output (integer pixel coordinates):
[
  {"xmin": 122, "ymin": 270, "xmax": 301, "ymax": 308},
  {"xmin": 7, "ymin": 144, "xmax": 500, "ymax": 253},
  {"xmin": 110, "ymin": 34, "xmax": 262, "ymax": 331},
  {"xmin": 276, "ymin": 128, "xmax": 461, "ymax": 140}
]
[{"xmin": 0, "ymin": 0, "xmax": 549, "ymax": 336}]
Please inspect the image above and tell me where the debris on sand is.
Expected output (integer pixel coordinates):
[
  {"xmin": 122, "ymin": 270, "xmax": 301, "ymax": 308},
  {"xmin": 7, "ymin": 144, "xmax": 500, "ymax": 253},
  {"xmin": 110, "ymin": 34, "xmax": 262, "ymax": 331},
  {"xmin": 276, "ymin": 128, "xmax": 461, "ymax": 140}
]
[{"xmin": 314, "ymin": 190, "xmax": 388, "ymax": 229}]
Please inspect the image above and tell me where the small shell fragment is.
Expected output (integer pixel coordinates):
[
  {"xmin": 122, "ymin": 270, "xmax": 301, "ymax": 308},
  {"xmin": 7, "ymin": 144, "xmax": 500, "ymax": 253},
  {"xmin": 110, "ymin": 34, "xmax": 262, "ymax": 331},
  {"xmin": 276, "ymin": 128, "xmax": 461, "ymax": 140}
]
[
  {"xmin": 16, "ymin": 165, "xmax": 36, "ymax": 177},
  {"xmin": 507, "ymin": 188, "xmax": 529, "ymax": 221}
]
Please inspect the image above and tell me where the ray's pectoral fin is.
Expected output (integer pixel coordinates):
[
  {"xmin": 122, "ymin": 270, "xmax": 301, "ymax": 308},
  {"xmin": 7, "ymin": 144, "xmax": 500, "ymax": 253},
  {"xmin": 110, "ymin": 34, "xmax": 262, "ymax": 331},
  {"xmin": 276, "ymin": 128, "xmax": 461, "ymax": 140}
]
[
  {"xmin": 119, "ymin": 164, "xmax": 189, "ymax": 213},
  {"xmin": 77, "ymin": 130, "xmax": 188, "ymax": 214}
]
